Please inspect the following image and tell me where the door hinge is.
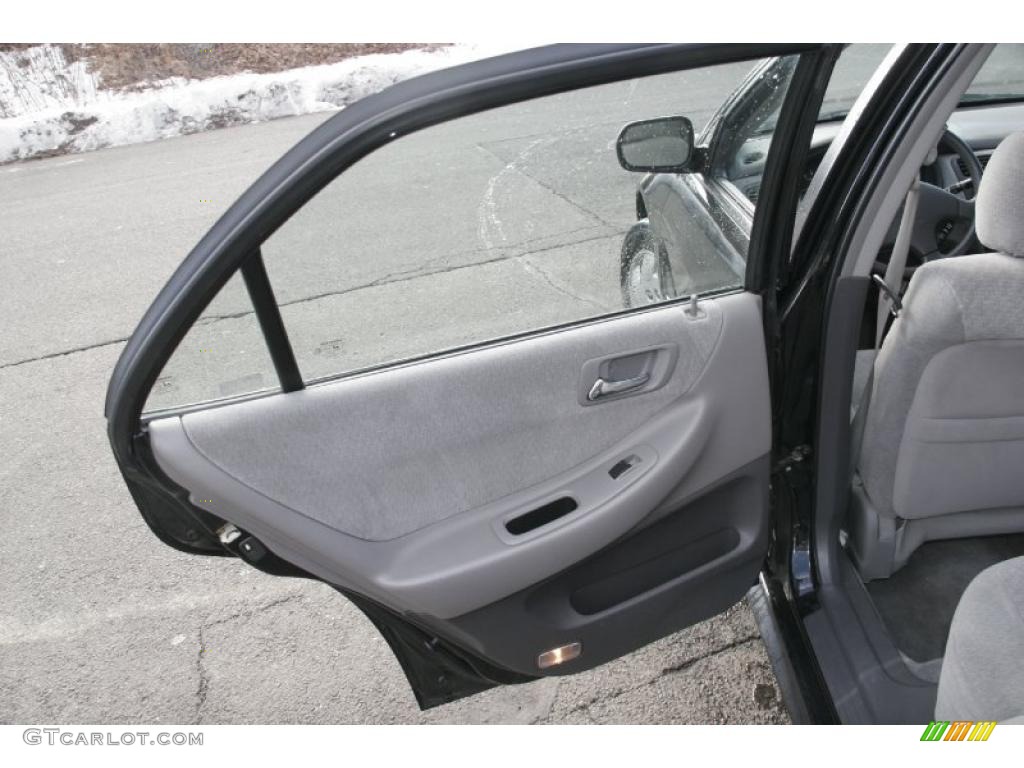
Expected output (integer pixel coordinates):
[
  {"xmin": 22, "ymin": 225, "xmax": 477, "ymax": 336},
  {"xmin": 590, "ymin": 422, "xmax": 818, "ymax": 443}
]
[{"xmin": 773, "ymin": 444, "xmax": 811, "ymax": 474}]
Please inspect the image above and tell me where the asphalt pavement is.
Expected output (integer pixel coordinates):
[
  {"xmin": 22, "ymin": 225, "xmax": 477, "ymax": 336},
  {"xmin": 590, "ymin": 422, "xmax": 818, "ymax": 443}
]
[{"xmin": 0, "ymin": 75, "xmax": 789, "ymax": 724}]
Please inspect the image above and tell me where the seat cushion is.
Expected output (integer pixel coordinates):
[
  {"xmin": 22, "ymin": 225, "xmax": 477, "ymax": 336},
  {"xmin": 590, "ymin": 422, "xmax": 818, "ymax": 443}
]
[{"xmin": 935, "ymin": 555, "xmax": 1024, "ymax": 721}]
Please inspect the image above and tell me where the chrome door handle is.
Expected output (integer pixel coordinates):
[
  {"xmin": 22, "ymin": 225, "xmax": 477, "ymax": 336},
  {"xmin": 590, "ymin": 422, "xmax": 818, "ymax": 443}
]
[{"xmin": 587, "ymin": 373, "xmax": 650, "ymax": 401}]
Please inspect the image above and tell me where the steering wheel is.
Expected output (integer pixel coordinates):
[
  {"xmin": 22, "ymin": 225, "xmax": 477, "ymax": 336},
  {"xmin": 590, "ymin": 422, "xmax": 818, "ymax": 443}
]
[{"xmin": 912, "ymin": 129, "xmax": 984, "ymax": 261}]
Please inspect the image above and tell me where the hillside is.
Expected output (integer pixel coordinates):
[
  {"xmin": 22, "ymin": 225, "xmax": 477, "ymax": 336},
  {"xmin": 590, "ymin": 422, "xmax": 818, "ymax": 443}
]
[{"xmin": 0, "ymin": 43, "xmax": 490, "ymax": 163}]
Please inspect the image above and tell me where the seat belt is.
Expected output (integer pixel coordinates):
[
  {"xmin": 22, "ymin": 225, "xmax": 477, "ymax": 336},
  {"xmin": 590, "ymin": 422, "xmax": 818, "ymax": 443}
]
[
  {"xmin": 850, "ymin": 177, "xmax": 919, "ymax": 475},
  {"xmin": 875, "ymin": 176, "xmax": 919, "ymax": 347}
]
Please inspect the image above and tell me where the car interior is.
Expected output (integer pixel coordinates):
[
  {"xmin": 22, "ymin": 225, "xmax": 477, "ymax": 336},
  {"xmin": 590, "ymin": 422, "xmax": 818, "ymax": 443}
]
[
  {"xmin": 817, "ymin": 45, "xmax": 1024, "ymax": 723},
  {"xmin": 655, "ymin": 43, "xmax": 1024, "ymax": 723}
]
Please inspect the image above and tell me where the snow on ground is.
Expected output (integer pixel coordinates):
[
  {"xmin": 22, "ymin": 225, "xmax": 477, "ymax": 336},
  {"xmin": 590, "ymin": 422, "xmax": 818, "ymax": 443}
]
[
  {"xmin": 0, "ymin": 44, "xmax": 513, "ymax": 163},
  {"xmin": 0, "ymin": 45, "xmax": 101, "ymax": 118}
]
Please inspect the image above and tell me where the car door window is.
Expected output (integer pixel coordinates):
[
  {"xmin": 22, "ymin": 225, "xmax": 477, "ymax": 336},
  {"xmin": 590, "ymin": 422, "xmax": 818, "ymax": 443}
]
[
  {"xmin": 143, "ymin": 52, "xmax": 809, "ymax": 411},
  {"xmin": 257, "ymin": 58, "xmax": 797, "ymax": 386},
  {"xmin": 144, "ymin": 273, "xmax": 279, "ymax": 412}
]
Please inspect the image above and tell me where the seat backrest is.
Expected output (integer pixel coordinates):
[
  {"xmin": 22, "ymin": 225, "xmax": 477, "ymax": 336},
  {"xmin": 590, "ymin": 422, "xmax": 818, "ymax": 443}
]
[{"xmin": 857, "ymin": 132, "xmax": 1024, "ymax": 520}]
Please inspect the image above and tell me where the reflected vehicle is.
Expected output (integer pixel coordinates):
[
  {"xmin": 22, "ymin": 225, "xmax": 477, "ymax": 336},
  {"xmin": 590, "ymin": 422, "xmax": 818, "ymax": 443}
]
[
  {"xmin": 618, "ymin": 55, "xmax": 800, "ymax": 307},
  {"xmin": 617, "ymin": 46, "xmax": 1004, "ymax": 307}
]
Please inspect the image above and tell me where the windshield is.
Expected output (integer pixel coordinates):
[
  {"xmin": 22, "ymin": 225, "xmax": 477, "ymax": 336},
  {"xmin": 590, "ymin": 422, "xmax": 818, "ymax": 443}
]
[
  {"xmin": 815, "ymin": 43, "xmax": 1024, "ymax": 124},
  {"xmin": 962, "ymin": 43, "xmax": 1024, "ymax": 104},
  {"xmin": 817, "ymin": 44, "xmax": 894, "ymax": 121}
]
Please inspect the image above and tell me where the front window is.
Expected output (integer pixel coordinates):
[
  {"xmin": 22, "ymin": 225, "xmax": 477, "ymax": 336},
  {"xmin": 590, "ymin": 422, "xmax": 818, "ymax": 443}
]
[
  {"xmin": 816, "ymin": 43, "xmax": 1024, "ymax": 120},
  {"xmin": 961, "ymin": 43, "xmax": 1024, "ymax": 105}
]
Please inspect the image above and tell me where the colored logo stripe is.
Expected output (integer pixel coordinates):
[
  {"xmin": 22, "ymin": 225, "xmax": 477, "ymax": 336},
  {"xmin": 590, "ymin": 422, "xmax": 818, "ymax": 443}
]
[
  {"xmin": 969, "ymin": 721, "xmax": 997, "ymax": 741},
  {"xmin": 944, "ymin": 721, "xmax": 973, "ymax": 741},
  {"xmin": 920, "ymin": 720, "xmax": 996, "ymax": 741}
]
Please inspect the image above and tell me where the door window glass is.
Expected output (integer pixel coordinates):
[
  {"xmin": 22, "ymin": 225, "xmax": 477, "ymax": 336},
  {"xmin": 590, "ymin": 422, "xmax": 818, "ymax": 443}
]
[
  {"xmin": 144, "ymin": 273, "xmax": 278, "ymax": 413},
  {"xmin": 260, "ymin": 56, "xmax": 799, "ymax": 384}
]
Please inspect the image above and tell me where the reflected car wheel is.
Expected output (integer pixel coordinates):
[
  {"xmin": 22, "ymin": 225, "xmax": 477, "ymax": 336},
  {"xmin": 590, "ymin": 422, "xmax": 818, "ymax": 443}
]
[{"xmin": 619, "ymin": 223, "xmax": 676, "ymax": 309}]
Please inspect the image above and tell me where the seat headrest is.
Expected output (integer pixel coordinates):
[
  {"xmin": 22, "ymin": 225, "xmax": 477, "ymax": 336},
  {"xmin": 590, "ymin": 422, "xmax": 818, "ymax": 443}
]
[{"xmin": 976, "ymin": 131, "xmax": 1024, "ymax": 258}]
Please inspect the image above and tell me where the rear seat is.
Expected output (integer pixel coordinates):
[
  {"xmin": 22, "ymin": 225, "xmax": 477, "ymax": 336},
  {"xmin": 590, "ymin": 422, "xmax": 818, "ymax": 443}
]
[{"xmin": 935, "ymin": 555, "xmax": 1024, "ymax": 722}]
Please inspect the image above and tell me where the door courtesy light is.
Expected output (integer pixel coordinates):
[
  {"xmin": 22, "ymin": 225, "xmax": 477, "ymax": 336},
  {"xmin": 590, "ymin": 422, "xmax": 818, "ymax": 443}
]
[{"xmin": 537, "ymin": 642, "xmax": 582, "ymax": 669}]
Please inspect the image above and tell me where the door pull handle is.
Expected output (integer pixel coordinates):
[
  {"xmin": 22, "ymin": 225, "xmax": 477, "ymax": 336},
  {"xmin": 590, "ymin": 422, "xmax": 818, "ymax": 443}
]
[{"xmin": 587, "ymin": 373, "xmax": 650, "ymax": 401}]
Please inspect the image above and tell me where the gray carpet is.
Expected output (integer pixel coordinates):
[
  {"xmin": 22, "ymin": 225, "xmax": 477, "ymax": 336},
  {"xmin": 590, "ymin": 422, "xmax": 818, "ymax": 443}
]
[{"xmin": 867, "ymin": 534, "xmax": 1024, "ymax": 662}]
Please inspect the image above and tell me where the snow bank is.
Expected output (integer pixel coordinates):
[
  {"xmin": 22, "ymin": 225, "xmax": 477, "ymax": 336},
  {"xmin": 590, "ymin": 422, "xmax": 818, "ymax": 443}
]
[
  {"xmin": 0, "ymin": 45, "xmax": 101, "ymax": 118},
  {"xmin": 0, "ymin": 44, "xmax": 509, "ymax": 163}
]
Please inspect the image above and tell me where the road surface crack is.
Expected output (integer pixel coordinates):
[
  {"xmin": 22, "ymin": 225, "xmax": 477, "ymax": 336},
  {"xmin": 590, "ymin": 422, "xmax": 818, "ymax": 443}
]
[
  {"xmin": 194, "ymin": 625, "xmax": 210, "ymax": 725},
  {"xmin": 196, "ymin": 231, "xmax": 614, "ymax": 324},
  {"xmin": 0, "ymin": 229, "xmax": 617, "ymax": 370},
  {"xmin": 474, "ymin": 140, "xmax": 617, "ymax": 231},
  {"xmin": 0, "ymin": 335, "xmax": 130, "ymax": 371},
  {"xmin": 658, "ymin": 634, "xmax": 760, "ymax": 676},
  {"xmin": 192, "ymin": 592, "xmax": 304, "ymax": 724},
  {"xmin": 519, "ymin": 256, "xmax": 607, "ymax": 311}
]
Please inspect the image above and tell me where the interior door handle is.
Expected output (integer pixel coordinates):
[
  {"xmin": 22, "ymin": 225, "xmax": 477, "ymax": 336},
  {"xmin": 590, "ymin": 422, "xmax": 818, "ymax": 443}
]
[{"xmin": 587, "ymin": 373, "xmax": 651, "ymax": 401}]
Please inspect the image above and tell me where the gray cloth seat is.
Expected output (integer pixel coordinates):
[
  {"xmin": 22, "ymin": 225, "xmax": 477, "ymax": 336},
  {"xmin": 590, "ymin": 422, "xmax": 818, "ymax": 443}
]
[
  {"xmin": 849, "ymin": 132, "xmax": 1024, "ymax": 579},
  {"xmin": 936, "ymin": 555, "xmax": 1024, "ymax": 721}
]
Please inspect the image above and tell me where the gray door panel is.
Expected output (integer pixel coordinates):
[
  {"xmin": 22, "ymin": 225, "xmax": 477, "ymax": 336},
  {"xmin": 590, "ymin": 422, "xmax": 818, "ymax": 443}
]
[
  {"xmin": 444, "ymin": 455, "xmax": 769, "ymax": 675},
  {"xmin": 159, "ymin": 293, "xmax": 729, "ymax": 542},
  {"xmin": 148, "ymin": 290, "xmax": 770, "ymax": 671}
]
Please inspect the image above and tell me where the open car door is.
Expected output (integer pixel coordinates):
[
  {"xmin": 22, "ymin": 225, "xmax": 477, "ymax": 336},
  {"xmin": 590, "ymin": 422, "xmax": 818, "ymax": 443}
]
[{"xmin": 105, "ymin": 43, "xmax": 838, "ymax": 708}]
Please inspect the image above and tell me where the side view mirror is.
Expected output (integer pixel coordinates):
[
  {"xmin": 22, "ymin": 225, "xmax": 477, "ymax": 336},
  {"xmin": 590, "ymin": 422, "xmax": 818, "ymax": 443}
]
[{"xmin": 616, "ymin": 116, "xmax": 696, "ymax": 173}]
